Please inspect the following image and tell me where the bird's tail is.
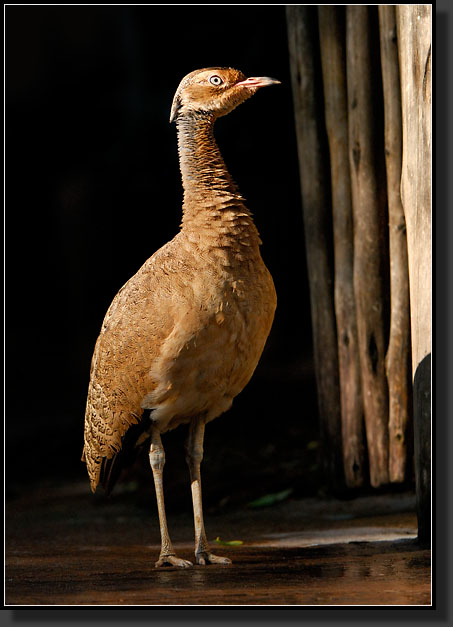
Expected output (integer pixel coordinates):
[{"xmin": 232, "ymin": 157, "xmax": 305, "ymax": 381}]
[{"xmin": 99, "ymin": 414, "xmax": 152, "ymax": 495}]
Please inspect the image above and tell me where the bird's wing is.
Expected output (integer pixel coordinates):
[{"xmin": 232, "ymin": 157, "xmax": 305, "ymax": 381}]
[{"xmin": 82, "ymin": 249, "xmax": 182, "ymax": 493}]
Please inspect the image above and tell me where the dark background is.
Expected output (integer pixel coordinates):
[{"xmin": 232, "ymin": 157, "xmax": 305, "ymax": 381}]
[
  {"xmin": 4, "ymin": 2, "xmax": 448, "ymax": 623},
  {"xmin": 6, "ymin": 5, "xmax": 321, "ymax": 511}
]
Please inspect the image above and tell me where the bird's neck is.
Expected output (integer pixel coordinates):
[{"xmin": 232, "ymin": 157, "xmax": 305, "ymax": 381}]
[
  {"xmin": 175, "ymin": 114, "xmax": 261, "ymax": 254},
  {"xmin": 177, "ymin": 113, "xmax": 241, "ymax": 207}
]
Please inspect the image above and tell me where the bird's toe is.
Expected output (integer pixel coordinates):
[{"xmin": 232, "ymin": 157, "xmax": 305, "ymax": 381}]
[
  {"xmin": 196, "ymin": 552, "xmax": 232, "ymax": 566},
  {"xmin": 155, "ymin": 554, "xmax": 193, "ymax": 568}
]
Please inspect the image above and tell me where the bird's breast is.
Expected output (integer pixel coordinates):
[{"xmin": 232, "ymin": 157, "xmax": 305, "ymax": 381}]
[{"xmin": 141, "ymin": 262, "xmax": 276, "ymax": 431}]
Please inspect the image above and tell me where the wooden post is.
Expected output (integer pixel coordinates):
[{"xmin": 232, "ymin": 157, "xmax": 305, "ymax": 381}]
[
  {"xmin": 396, "ymin": 5, "xmax": 432, "ymax": 544},
  {"xmin": 318, "ymin": 6, "xmax": 365, "ymax": 488},
  {"xmin": 346, "ymin": 6, "xmax": 390, "ymax": 488},
  {"xmin": 378, "ymin": 5, "xmax": 412, "ymax": 484},
  {"xmin": 287, "ymin": 5, "xmax": 344, "ymax": 492}
]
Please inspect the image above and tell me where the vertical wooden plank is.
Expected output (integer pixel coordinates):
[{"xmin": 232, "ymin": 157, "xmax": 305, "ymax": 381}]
[
  {"xmin": 346, "ymin": 6, "xmax": 390, "ymax": 488},
  {"xmin": 286, "ymin": 5, "xmax": 344, "ymax": 491},
  {"xmin": 318, "ymin": 6, "xmax": 365, "ymax": 488},
  {"xmin": 378, "ymin": 5, "xmax": 412, "ymax": 484},
  {"xmin": 396, "ymin": 5, "xmax": 431, "ymax": 544}
]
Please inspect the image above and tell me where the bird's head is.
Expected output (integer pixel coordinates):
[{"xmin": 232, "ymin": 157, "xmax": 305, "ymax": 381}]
[{"xmin": 170, "ymin": 67, "xmax": 280, "ymax": 123}]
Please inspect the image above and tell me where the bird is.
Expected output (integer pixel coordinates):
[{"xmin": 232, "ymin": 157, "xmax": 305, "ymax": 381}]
[{"xmin": 82, "ymin": 67, "xmax": 279, "ymax": 568}]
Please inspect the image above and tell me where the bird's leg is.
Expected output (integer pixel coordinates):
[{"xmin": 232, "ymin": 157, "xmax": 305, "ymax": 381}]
[
  {"xmin": 186, "ymin": 420, "xmax": 232, "ymax": 566},
  {"xmin": 149, "ymin": 427, "xmax": 192, "ymax": 568}
]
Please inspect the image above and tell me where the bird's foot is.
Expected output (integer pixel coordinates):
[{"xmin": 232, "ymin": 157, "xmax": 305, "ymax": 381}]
[
  {"xmin": 155, "ymin": 554, "xmax": 193, "ymax": 568},
  {"xmin": 196, "ymin": 551, "xmax": 232, "ymax": 566}
]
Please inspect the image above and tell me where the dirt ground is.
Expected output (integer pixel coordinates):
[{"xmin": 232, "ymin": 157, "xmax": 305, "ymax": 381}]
[{"xmin": 5, "ymin": 481, "xmax": 431, "ymax": 606}]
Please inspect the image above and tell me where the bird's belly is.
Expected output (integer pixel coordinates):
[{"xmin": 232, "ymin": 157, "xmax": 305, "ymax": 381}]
[{"xmin": 141, "ymin": 299, "xmax": 272, "ymax": 432}]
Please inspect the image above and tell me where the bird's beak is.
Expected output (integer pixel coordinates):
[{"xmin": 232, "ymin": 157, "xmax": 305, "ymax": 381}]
[{"xmin": 235, "ymin": 76, "xmax": 281, "ymax": 89}]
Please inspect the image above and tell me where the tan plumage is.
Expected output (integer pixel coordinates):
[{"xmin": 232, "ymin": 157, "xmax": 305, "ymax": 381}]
[{"xmin": 83, "ymin": 67, "xmax": 279, "ymax": 567}]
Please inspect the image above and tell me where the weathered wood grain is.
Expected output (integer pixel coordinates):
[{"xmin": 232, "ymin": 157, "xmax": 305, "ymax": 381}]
[
  {"xmin": 378, "ymin": 4, "xmax": 412, "ymax": 484},
  {"xmin": 287, "ymin": 5, "xmax": 344, "ymax": 491},
  {"xmin": 318, "ymin": 6, "xmax": 365, "ymax": 488},
  {"xmin": 346, "ymin": 6, "xmax": 390, "ymax": 488},
  {"xmin": 396, "ymin": 4, "xmax": 431, "ymax": 543}
]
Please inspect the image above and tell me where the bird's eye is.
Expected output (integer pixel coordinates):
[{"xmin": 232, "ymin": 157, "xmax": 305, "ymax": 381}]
[{"xmin": 209, "ymin": 75, "xmax": 223, "ymax": 86}]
